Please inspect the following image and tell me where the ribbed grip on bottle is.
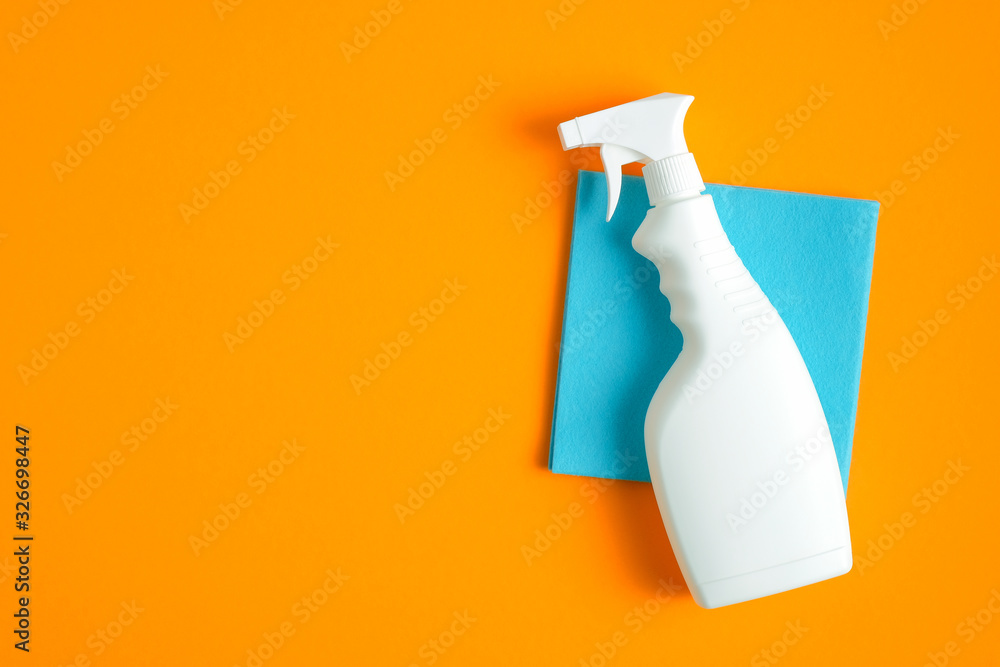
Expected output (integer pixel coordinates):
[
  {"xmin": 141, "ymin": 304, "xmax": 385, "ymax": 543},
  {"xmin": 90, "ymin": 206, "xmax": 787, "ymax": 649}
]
[{"xmin": 642, "ymin": 153, "xmax": 705, "ymax": 204}]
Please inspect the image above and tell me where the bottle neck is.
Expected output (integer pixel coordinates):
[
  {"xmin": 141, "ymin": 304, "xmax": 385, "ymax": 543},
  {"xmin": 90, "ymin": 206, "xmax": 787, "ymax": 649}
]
[
  {"xmin": 651, "ymin": 189, "xmax": 705, "ymax": 207},
  {"xmin": 642, "ymin": 153, "xmax": 705, "ymax": 206}
]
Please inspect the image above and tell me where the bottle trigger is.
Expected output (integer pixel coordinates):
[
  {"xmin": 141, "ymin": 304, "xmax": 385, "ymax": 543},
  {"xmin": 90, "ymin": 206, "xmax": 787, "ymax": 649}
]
[{"xmin": 599, "ymin": 144, "xmax": 646, "ymax": 221}]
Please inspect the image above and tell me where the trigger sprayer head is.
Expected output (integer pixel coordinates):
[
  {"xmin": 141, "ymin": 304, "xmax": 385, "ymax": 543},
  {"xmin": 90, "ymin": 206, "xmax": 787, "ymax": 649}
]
[{"xmin": 558, "ymin": 93, "xmax": 703, "ymax": 221}]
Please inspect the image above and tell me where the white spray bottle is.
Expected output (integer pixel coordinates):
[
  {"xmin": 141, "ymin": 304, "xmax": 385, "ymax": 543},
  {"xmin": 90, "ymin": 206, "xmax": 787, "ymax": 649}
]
[{"xmin": 558, "ymin": 93, "xmax": 852, "ymax": 608}]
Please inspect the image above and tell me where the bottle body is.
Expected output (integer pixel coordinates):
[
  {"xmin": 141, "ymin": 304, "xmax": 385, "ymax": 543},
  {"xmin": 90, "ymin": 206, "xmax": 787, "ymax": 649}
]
[{"xmin": 632, "ymin": 193, "xmax": 852, "ymax": 609}]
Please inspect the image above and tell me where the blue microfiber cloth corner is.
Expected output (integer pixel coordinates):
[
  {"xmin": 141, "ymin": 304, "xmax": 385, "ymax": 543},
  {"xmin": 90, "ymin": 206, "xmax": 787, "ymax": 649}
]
[{"xmin": 549, "ymin": 170, "xmax": 879, "ymax": 490}]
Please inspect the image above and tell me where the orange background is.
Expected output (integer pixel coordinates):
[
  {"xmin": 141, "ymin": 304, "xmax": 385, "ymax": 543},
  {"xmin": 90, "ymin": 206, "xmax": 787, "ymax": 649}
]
[{"xmin": 2, "ymin": 0, "xmax": 999, "ymax": 664}]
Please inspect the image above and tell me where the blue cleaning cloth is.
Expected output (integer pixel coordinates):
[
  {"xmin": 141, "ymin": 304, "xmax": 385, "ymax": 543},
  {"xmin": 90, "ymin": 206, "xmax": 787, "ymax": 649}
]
[{"xmin": 549, "ymin": 171, "xmax": 879, "ymax": 490}]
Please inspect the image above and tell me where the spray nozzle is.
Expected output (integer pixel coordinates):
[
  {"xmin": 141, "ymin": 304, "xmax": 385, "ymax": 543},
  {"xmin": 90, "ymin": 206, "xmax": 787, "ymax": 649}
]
[{"xmin": 558, "ymin": 92, "xmax": 701, "ymax": 221}]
